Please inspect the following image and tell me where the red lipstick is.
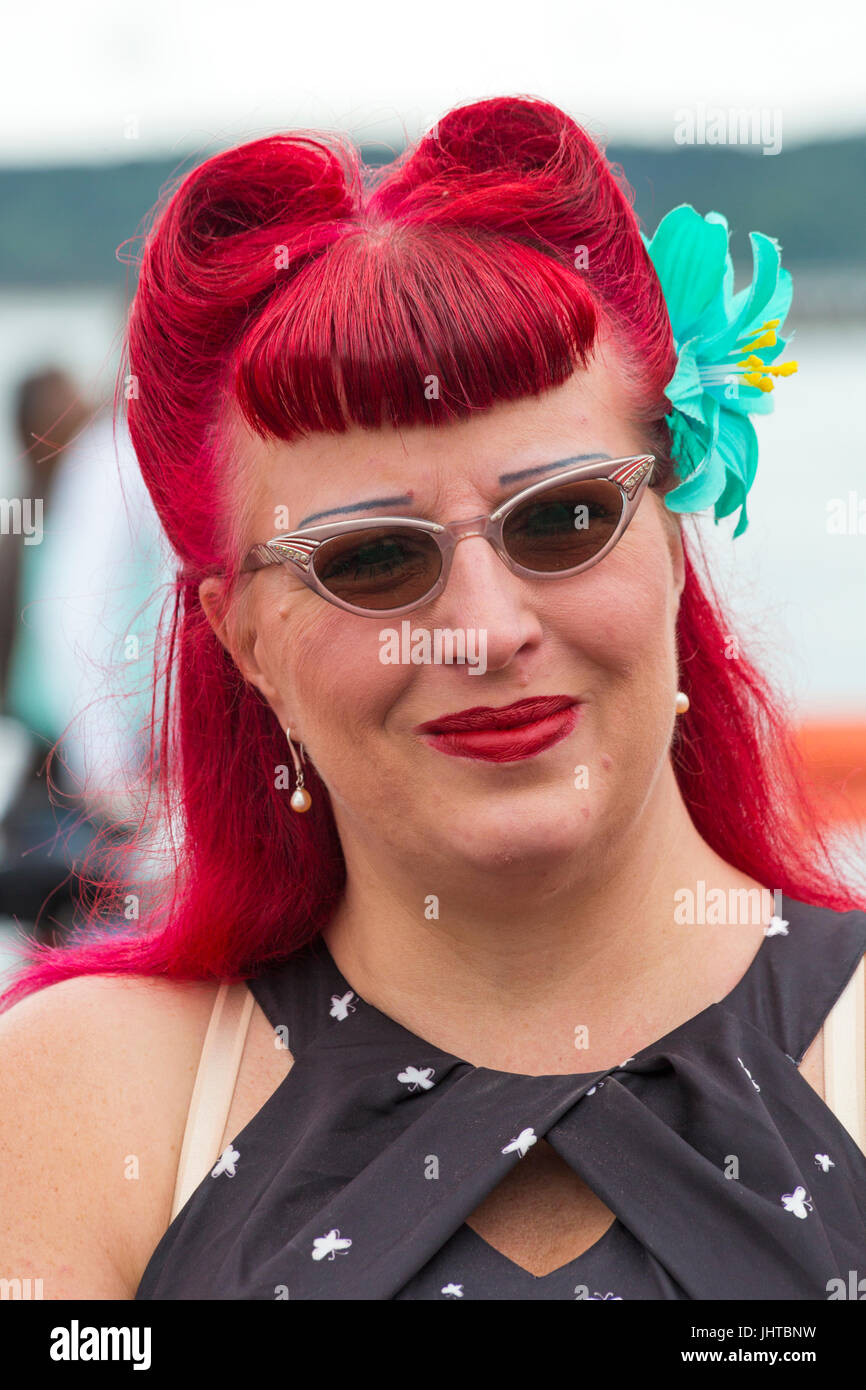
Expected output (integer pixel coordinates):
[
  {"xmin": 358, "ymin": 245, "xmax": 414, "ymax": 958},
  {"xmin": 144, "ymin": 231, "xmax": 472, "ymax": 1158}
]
[{"xmin": 415, "ymin": 695, "xmax": 580, "ymax": 763}]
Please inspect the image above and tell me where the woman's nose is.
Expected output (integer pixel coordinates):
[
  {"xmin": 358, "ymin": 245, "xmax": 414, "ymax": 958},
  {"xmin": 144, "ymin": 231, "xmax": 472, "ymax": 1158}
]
[{"xmin": 424, "ymin": 529, "xmax": 543, "ymax": 659}]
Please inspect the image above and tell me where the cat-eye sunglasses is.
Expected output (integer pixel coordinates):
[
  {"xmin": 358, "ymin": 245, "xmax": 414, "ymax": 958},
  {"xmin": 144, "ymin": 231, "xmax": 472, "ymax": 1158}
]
[{"xmin": 240, "ymin": 453, "xmax": 656, "ymax": 618}]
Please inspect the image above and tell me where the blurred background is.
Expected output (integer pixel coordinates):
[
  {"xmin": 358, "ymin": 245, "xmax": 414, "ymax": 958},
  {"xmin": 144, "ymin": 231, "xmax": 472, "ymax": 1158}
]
[{"xmin": 1, "ymin": 1, "xmax": 865, "ymax": 984}]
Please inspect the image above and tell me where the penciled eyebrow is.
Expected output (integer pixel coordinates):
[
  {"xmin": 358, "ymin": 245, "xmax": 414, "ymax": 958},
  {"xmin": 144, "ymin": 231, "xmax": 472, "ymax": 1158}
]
[{"xmin": 296, "ymin": 453, "xmax": 611, "ymax": 527}]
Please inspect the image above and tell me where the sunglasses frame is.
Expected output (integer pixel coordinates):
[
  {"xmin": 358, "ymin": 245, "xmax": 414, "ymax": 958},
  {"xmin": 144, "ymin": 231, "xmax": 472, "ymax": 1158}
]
[{"xmin": 239, "ymin": 453, "xmax": 656, "ymax": 618}]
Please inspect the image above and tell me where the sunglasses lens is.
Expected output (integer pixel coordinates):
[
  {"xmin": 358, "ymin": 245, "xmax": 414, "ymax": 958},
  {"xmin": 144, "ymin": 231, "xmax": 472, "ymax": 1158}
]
[
  {"xmin": 502, "ymin": 478, "xmax": 624, "ymax": 573},
  {"xmin": 312, "ymin": 526, "xmax": 442, "ymax": 610}
]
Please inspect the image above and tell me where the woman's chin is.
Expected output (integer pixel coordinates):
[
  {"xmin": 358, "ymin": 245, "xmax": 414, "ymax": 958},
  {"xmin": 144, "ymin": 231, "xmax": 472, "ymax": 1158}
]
[{"xmin": 433, "ymin": 801, "xmax": 604, "ymax": 871}]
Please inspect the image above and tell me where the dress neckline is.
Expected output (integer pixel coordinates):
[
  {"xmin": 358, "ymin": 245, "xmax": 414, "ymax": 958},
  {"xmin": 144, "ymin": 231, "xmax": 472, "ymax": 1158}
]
[
  {"xmin": 310, "ymin": 898, "xmax": 784, "ymax": 1082},
  {"xmin": 458, "ymin": 1207, "xmax": 625, "ymax": 1285}
]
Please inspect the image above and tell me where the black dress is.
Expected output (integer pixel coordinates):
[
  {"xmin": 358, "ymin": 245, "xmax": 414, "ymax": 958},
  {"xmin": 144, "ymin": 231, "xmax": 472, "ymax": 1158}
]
[{"xmin": 136, "ymin": 893, "xmax": 866, "ymax": 1300}]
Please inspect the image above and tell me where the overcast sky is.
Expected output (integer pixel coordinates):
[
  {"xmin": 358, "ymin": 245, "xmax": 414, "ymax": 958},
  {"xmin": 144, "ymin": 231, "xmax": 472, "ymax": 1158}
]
[{"xmin": 3, "ymin": 0, "xmax": 865, "ymax": 165}]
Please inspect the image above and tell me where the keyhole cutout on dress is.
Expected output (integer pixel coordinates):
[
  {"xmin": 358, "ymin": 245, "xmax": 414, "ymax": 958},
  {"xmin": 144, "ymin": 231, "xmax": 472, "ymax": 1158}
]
[{"xmin": 462, "ymin": 1137, "xmax": 617, "ymax": 1277}]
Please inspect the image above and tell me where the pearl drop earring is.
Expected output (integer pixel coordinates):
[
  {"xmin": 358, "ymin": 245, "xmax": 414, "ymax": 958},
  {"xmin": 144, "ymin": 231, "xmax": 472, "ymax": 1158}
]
[
  {"xmin": 285, "ymin": 726, "xmax": 312, "ymax": 812},
  {"xmin": 675, "ymin": 691, "xmax": 689, "ymax": 715}
]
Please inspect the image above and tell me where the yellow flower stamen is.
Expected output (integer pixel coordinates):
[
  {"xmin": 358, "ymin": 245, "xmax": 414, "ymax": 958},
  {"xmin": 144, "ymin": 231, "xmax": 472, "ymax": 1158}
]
[
  {"xmin": 714, "ymin": 319, "xmax": 798, "ymax": 391},
  {"xmin": 696, "ymin": 316, "xmax": 798, "ymax": 393},
  {"xmin": 742, "ymin": 372, "xmax": 774, "ymax": 392},
  {"xmin": 742, "ymin": 329, "xmax": 777, "ymax": 350},
  {"xmin": 735, "ymin": 353, "xmax": 798, "ymax": 390}
]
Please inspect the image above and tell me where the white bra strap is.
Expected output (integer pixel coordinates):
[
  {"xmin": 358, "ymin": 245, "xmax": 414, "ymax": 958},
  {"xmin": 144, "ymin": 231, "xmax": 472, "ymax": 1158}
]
[
  {"xmin": 170, "ymin": 981, "xmax": 256, "ymax": 1223},
  {"xmin": 823, "ymin": 955, "xmax": 866, "ymax": 1154}
]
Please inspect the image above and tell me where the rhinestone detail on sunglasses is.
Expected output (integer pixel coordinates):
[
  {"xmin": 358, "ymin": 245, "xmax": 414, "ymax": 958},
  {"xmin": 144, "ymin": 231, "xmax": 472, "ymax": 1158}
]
[{"xmin": 240, "ymin": 453, "xmax": 656, "ymax": 617}]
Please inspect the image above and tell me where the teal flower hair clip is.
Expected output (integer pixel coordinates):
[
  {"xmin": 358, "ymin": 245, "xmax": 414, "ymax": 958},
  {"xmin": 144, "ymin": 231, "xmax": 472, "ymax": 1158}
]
[{"xmin": 642, "ymin": 204, "xmax": 798, "ymax": 537}]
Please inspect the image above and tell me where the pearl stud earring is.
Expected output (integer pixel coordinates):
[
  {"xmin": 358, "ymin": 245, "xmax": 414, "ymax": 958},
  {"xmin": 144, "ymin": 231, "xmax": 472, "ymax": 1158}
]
[
  {"xmin": 286, "ymin": 726, "xmax": 312, "ymax": 812},
  {"xmin": 675, "ymin": 691, "xmax": 690, "ymax": 715}
]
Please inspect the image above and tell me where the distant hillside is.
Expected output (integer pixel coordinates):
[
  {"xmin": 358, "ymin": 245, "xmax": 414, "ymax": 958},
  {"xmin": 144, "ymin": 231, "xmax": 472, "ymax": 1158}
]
[{"xmin": 1, "ymin": 135, "xmax": 863, "ymax": 286}]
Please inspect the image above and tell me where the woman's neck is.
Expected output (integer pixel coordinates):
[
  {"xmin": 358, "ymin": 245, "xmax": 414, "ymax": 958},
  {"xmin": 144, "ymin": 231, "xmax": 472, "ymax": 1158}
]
[{"xmin": 322, "ymin": 764, "xmax": 771, "ymax": 1075}]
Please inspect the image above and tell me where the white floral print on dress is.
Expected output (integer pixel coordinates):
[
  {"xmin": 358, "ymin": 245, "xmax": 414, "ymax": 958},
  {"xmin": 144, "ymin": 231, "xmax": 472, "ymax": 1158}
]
[
  {"xmin": 398, "ymin": 1065, "xmax": 436, "ymax": 1091},
  {"xmin": 781, "ymin": 1186, "xmax": 814, "ymax": 1218},
  {"xmin": 312, "ymin": 1229, "xmax": 352, "ymax": 1260},
  {"xmin": 329, "ymin": 991, "xmax": 357, "ymax": 1021},
  {"xmin": 764, "ymin": 916, "xmax": 789, "ymax": 936},
  {"xmin": 211, "ymin": 1144, "xmax": 240, "ymax": 1178},
  {"xmin": 502, "ymin": 1127, "xmax": 537, "ymax": 1157}
]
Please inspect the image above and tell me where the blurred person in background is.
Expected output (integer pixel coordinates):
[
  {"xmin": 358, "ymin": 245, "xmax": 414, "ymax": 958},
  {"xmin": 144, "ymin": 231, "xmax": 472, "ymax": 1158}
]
[
  {"xmin": 1, "ymin": 367, "xmax": 88, "ymax": 710},
  {"xmin": 0, "ymin": 368, "xmax": 91, "ymax": 939},
  {"xmin": 1, "ymin": 367, "xmax": 171, "ymax": 939}
]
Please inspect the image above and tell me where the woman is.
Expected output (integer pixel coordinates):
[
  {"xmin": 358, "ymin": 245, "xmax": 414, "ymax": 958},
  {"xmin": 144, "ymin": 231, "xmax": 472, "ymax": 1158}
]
[{"xmin": 1, "ymin": 96, "xmax": 864, "ymax": 1301}]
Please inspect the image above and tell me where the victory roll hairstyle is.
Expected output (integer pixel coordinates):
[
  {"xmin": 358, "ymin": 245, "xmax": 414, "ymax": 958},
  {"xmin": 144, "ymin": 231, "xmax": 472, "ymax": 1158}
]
[{"xmin": 2, "ymin": 94, "xmax": 861, "ymax": 1011}]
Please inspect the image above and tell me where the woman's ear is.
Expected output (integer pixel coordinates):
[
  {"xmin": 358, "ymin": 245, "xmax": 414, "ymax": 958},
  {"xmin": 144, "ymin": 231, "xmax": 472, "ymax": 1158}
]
[
  {"xmin": 198, "ymin": 575, "xmax": 281, "ymax": 703},
  {"xmin": 198, "ymin": 575, "xmax": 232, "ymax": 653}
]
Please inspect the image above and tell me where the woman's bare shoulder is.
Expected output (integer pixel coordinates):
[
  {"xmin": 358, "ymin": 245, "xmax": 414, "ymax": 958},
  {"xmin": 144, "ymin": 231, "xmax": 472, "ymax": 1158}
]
[{"xmin": 0, "ymin": 971, "xmax": 222, "ymax": 1299}]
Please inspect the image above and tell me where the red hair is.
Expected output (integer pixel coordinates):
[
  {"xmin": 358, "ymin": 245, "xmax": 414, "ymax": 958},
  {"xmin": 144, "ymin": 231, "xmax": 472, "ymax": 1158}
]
[{"xmin": 3, "ymin": 95, "xmax": 862, "ymax": 1012}]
